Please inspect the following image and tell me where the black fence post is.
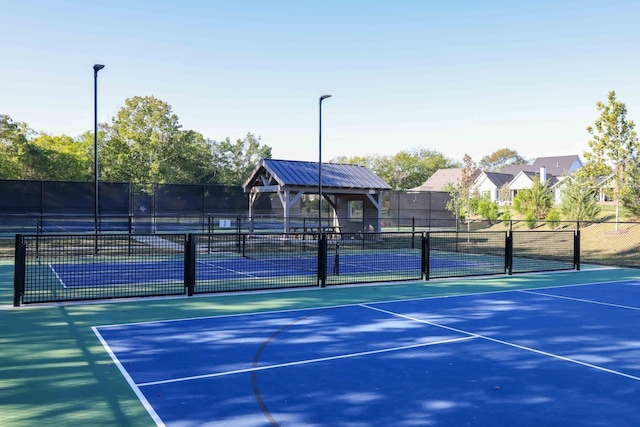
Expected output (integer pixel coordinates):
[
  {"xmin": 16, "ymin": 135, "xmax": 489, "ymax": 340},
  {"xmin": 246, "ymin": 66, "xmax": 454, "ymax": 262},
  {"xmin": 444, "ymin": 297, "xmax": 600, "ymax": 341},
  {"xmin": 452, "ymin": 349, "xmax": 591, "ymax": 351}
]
[
  {"xmin": 318, "ymin": 233, "xmax": 327, "ymax": 287},
  {"xmin": 423, "ymin": 232, "xmax": 430, "ymax": 281},
  {"xmin": 128, "ymin": 228, "xmax": 132, "ymax": 257},
  {"xmin": 505, "ymin": 231, "xmax": 513, "ymax": 275},
  {"xmin": 35, "ymin": 225, "xmax": 40, "ymax": 258},
  {"xmin": 411, "ymin": 217, "xmax": 416, "ymax": 249},
  {"xmin": 574, "ymin": 229, "xmax": 581, "ymax": 271},
  {"xmin": 207, "ymin": 215, "xmax": 213, "ymax": 254},
  {"xmin": 240, "ymin": 234, "xmax": 247, "ymax": 256},
  {"xmin": 13, "ymin": 234, "xmax": 26, "ymax": 307},
  {"xmin": 184, "ymin": 233, "xmax": 196, "ymax": 296}
]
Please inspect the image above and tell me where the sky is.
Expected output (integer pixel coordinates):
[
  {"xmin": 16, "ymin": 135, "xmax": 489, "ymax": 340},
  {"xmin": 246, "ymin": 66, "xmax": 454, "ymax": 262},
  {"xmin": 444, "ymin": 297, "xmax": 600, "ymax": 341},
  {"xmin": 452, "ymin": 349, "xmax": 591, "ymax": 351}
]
[{"xmin": 2, "ymin": 0, "xmax": 640, "ymax": 165}]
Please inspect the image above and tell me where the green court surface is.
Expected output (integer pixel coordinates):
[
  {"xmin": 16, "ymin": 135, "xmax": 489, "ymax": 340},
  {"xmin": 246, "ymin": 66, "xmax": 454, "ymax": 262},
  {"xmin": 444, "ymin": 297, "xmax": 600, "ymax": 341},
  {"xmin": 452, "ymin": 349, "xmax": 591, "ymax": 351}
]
[{"xmin": 1, "ymin": 260, "xmax": 639, "ymax": 426}]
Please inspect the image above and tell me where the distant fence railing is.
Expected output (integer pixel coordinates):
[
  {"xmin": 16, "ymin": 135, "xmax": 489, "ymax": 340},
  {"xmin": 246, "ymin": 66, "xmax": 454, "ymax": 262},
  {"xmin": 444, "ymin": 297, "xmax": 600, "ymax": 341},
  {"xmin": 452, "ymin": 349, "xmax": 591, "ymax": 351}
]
[
  {"xmin": 0, "ymin": 213, "xmax": 457, "ymax": 259},
  {"xmin": 13, "ymin": 230, "xmax": 578, "ymax": 306}
]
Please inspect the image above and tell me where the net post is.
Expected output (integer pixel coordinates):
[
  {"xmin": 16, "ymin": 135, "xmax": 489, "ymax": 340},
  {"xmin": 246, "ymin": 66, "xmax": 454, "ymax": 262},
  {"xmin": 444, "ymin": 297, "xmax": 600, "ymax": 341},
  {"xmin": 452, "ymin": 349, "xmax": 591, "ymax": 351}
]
[
  {"xmin": 184, "ymin": 233, "xmax": 196, "ymax": 296},
  {"xmin": 13, "ymin": 234, "xmax": 26, "ymax": 307},
  {"xmin": 332, "ymin": 242, "xmax": 340, "ymax": 275},
  {"xmin": 318, "ymin": 233, "xmax": 327, "ymax": 287},
  {"xmin": 240, "ymin": 234, "xmax": 247, "ymax": 257},
  {"xmin": 574, "ymin": 229, "xmax": 581, "ymax": 270}
]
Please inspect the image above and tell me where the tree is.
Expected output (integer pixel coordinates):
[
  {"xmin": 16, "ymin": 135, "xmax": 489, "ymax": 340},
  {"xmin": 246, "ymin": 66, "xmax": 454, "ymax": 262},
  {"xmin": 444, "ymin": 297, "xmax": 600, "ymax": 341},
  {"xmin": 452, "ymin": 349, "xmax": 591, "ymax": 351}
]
[
  {"xmin": 583, "ymin": 91, "xmax": 639, "ymax": 229},
  {"xmin": 161, "ymin": 129, "xmax": 216, "ymax": 184},
  {"xmin": 479, "ymin": 148, "xmax": 527, "ymax": 172},
  {"xmin": 101, "ymin": 96, "xmax": 215, "ymax": 184},
  {"xmin": 20, "ymin": 134, "xmax": 89, "ymax": 180},
  {"xmin": 0, "ymin": 114, "xmax": 30, "ymax": 178},
  {"xmin": 0, "ymin": 116, "xmax": 87, "ymax": 180},
  {"xmin": 445, "ymin": 154, "xmax": 476, "ymax": 221},
  {"xmin": 333, "ymin": 149, "xmax": 457, "ymax": 190},
  {"xmin": 498, "ymin": 183, "xmax": 511, "ymax": 204},
  {"xmin": 211, "ymin": 133, "xmax": 272, "ymax": 185},
  {"xmin": 331, "ymin": 154, "xmax": 373, "ymax": 168},
  {"xmin": 559, "ymin": 178, "xmax": 601, "ymax": 222},
  {"xmin": 621, "ymin": 157, "xmax": 640, "ymax": 217},
  {"xmin": 512, "ymin": 176, "xmax": 553, "ymax": 220}
]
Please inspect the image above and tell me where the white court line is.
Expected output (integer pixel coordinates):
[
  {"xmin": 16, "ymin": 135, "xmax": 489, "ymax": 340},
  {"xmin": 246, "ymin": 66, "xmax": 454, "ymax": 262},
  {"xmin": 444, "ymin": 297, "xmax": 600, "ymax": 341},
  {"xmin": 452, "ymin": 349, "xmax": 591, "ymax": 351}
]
[
  {"xmin": 49, "ymin": 263, "xmax": 68, "ymax": 288},
  {"xmin": 198, "ymin": 258, "xmax": 316, "ymax": 276},
  {"xmin": 136, "ymin": 335, "xmax": 477, "ymax": 387},
  {"xmin": 197, "ymin": 260, "xmax": 257, "ymax": 278},
  {"xmin": 520, "ymin": 289, "xmax": 640, "ymax": 311},
  {"xmin": 93, "ymin": 278, "xmax": 640, "ymax": 329},
  {"xmin": 360, "ymin": 303, "xmax": 640, "ymax": 382},
  {"xmin": 92, "ymin": 327, "xmax": 166, "ymax": 427}
]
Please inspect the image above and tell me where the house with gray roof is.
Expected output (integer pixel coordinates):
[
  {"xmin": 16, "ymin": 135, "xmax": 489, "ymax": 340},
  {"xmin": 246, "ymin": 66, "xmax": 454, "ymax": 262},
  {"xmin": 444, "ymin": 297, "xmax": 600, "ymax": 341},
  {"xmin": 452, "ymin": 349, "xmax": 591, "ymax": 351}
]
[
  {"xmin": 474, "ymin": 171, "xmax": 514, "ymax": 203},
  {"xmin": 500, "ymin": 155, "xmax": 582, "ymax": 176},
  {"xmin": 474, "ymin": 155, "xmax": 582, "ymax": 205},
  {"xmin": 243, "ymin": 159, "xmax": 391, "ymax": 233},
  {"xmin": 508, "ymin": 168, "xmax": 562, "ymax": 200}
]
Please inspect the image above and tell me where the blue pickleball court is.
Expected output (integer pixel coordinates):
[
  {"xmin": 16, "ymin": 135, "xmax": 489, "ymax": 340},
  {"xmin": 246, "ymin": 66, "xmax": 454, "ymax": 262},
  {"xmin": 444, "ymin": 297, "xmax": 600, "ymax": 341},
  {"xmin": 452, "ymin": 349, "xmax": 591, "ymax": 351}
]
[
  {"xmin": 94, "ymin": 280, "xmax": 640, "ymax": 426},
  {"xmin": 49, "ymin": 253, "xmax": 497, "ymax": 288}
]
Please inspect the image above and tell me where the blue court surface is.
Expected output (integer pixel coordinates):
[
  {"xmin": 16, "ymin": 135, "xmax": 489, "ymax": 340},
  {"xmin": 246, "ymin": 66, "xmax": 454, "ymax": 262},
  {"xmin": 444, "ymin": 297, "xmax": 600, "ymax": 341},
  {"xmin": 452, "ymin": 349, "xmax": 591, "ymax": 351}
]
[
  {"xmin": 93, "ymin": 280, "xmax": 640, "ymax": 426},
  {"xmin": 50, "ymin": 255, "xmax": 497, "ymax": 288},
  {"xmin": 51, "ymin": 254, "xmax": 452, "ymax": 287}
]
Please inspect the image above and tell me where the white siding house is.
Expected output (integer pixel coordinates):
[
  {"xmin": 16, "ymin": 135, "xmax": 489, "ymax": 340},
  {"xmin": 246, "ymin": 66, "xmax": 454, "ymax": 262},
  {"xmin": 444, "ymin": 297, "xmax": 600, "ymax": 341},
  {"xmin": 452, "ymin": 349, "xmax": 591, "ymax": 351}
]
[
  {"xmin": 474, "ymin": 172, "xmax": 514, "ymax": 204},
  {"xmin": 508, "ymin": 167, "xmax": 560, "ymax": 201}
]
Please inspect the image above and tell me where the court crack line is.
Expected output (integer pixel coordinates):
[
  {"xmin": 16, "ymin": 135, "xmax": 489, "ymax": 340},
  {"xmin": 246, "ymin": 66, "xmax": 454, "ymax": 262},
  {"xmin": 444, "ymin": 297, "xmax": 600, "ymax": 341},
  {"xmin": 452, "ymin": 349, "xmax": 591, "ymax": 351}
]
[
  {"xmin": 249, "ymin": 310, "xmax": 323, "ymax": 427},
  {"xmin": 360, "ymin": 303, "xmax": 640, "ymax": 382}
]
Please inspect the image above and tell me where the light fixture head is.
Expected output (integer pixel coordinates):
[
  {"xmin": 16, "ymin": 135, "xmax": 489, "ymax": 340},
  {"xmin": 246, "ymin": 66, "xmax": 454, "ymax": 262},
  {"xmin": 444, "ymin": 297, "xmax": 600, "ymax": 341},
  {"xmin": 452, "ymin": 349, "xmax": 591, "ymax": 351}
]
[{"xmin": 93, "ymin": 64, "xmax": 105, "ymax": 72}]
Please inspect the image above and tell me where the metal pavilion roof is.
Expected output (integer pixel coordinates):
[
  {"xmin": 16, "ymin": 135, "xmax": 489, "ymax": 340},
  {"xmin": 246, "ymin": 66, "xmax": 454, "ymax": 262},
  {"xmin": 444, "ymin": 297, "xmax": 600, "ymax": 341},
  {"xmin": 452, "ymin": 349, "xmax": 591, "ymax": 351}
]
[{"xmin": 243, "ymin": 159, "xmax": 391, "ymax": 191}]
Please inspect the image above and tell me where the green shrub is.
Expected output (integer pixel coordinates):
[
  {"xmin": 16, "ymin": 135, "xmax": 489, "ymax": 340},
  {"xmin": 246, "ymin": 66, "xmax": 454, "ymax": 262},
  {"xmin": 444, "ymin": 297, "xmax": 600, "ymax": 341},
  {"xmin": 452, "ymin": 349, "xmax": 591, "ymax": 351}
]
[
  {"xmin": 500, "ymin": 208, "xmax": 511, "ymax": 227},
  {"xmin": 525, "ymin": 210, "xmax": 537, "ymax": 229},
  {"xmin": 477, "ymin": 199, "xmax": 499, "ymax": 222},
  {"xmin": 545, "ymin": 209, "xmax": 561, "ymax": 228}
]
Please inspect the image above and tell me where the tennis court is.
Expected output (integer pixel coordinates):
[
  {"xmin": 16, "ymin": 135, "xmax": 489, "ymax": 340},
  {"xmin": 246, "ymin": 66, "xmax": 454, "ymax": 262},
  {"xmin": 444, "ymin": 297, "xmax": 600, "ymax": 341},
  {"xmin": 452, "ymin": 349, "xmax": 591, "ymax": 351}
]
[{"xmin": 91, "ymin": 277, "xmax": 640, "ymax": 426}]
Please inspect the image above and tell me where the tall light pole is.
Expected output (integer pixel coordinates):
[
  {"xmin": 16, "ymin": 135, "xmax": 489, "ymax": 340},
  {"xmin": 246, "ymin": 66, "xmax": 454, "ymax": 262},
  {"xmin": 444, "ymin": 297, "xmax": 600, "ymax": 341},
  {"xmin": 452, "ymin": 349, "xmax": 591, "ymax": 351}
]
[
  {"xmin": 318, "ymin": 94, "xmax": 332, "ymax": 230},
  {"xmin": 93, "ymin": 64, "xmax": 105, "ymax": 235}
]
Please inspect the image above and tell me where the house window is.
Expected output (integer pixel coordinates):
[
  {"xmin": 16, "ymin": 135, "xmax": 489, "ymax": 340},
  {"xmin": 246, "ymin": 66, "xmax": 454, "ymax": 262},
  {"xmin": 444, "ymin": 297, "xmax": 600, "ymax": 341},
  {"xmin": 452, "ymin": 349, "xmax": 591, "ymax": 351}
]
[{"xmin": 348, "ymin": 200, "xmax": 363, "ymax": 221}]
